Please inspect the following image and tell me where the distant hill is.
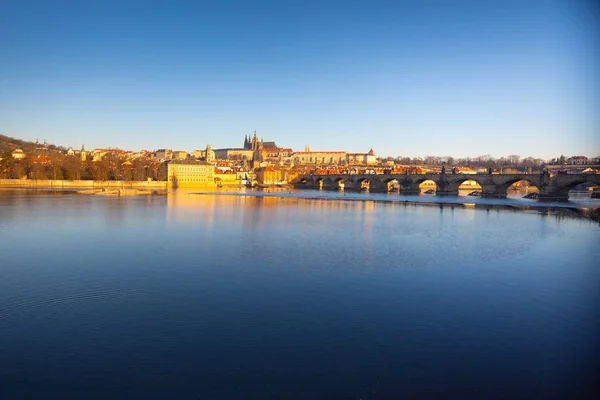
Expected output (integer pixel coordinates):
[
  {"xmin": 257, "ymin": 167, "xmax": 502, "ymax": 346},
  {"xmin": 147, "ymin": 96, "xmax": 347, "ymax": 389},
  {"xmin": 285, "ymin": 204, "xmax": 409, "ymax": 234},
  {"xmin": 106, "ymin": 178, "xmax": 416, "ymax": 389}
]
[{"xmin": 0, "ymin": 134, "xmax": 64, "ymax": 155}]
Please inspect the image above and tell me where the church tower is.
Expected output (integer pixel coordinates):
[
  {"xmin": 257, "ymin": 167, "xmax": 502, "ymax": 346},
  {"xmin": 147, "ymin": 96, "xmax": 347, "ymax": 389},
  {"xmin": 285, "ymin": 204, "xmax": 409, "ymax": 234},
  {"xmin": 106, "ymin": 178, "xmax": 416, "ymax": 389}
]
[
  {"xmin": 80, "ymin": 144, "xmax": 87, "ymax": 161},
  {"xmin": 251, "ymin": 130, "xmax": 259, "ymax": 151},
  {"xmin": 205, "ymin": 144, "xmax": 214, "ymax": 163}
]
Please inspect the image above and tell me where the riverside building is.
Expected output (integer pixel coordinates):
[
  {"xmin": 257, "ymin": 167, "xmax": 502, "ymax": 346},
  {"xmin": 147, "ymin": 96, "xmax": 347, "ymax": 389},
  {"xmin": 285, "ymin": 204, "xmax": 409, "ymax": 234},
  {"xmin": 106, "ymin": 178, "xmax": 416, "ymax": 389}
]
[{"xmin": 165, "ymin": 159, "xmax": 215, "ymax": 188}]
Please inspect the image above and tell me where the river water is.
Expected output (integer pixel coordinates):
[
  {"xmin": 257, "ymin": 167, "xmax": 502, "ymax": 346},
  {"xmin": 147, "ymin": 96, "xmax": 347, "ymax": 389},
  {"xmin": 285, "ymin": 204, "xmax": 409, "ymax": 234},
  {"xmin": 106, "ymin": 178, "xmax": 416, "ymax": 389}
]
[{"xmin": 1, "ymin": 189, "xmax": 599, "ymax": 399}]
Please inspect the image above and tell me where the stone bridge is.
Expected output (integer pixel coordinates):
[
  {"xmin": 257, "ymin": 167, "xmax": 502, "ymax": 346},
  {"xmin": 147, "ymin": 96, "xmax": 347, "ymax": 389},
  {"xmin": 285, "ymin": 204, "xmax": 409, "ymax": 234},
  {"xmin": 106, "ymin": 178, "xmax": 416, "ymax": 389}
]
[{"xmin": 296, "ymin": 173, "xmax": 600, "ymax": 201}]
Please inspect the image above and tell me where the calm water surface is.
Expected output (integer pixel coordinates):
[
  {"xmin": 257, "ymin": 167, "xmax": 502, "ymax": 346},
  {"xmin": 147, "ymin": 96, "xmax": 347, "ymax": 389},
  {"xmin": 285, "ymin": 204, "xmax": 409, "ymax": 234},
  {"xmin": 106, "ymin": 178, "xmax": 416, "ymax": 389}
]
[{"xmin": 1, "ymin": 190, "xmax": 599, "ymax": 399}]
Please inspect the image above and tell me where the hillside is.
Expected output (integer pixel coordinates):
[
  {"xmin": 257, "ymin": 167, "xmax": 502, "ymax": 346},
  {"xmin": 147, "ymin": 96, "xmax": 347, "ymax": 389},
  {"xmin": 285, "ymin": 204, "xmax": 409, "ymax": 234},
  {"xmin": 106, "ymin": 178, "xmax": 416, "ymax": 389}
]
[{"xmin": 0, "ymin": 134, "xmax": 64, "ymax": 155}]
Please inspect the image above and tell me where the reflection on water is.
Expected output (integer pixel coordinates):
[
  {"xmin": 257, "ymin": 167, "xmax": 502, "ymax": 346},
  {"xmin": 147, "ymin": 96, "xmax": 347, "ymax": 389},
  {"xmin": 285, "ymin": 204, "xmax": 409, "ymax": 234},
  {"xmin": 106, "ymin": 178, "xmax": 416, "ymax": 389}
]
[
  {"xmin": 188, "ymin": 186, "xmax": 600, "ymax": 209},
  {"xmin": 0, "ymin": 189, "xmax": 599, "ymax": 398},
  {"xmin": 181, "ymin": 187, "xmax": 600, "ymax": 224}
]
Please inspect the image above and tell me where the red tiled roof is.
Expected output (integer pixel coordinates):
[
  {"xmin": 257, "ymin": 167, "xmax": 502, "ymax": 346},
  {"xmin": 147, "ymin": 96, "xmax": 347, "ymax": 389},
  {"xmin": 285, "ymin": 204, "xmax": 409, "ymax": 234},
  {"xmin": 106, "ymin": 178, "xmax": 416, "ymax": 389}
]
[{"xmin": 27, "ymin": 155, "xmax": 51, "ymax": 163}]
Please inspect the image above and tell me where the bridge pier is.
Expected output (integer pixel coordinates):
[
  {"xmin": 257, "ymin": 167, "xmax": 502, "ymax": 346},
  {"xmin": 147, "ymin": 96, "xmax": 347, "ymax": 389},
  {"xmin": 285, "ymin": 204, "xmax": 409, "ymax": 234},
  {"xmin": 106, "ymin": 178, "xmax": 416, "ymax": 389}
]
[
  {"xmin": 300, "ymin": 180, "xmax": 315, "ymax": 189},
  {"xmin": 481, "ymin": 193, "xmax": 507, "ymax": 199},
  {"xmin": 369, "ymin": 186, "xmax": 387, "ymax": 193},
  {"xmin": 538, "ymin": 192, "xmax": 569, "ymax": 202},
  {"xmin": 399, "ymin": 181, "xmax": 421, "ymax": 196},
  {"xmin": 400, "ymin": 189, "xmax": 420, "ymax": 196},
  {"xmin": 435, "ymin": 190, "xmax": 459, "ymax": 197},
  {"xmin": 480, "ymin": 184, "xmax": 506, "ymax": 198},
  {"xmin": 538, "ymin": 181, "xmax": 571, "ymax": 201},
  {"xmin": 322, "ymin": 182, "xmax": 339, "ymax": 191},
  {"xmin": 341, "ymin": 180, "xmax": 360, "ymax": 191}
]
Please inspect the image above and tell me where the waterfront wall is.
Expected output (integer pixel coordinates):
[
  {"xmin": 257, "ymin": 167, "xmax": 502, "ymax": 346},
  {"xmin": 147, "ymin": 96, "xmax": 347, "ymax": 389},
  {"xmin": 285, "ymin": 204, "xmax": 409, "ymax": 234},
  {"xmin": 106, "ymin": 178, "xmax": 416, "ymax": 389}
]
[{"xmin": 0, "ymin": 179, "xmax": 168, "ymax": 189}]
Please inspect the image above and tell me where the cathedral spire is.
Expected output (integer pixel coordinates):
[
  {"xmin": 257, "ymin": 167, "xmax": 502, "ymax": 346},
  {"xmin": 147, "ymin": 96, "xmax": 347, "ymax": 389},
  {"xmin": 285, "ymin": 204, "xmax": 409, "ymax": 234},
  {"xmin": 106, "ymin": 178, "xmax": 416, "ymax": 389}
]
[{"xmin": 251, "ymin": 130, "xmax": 259, "ymax": 150}]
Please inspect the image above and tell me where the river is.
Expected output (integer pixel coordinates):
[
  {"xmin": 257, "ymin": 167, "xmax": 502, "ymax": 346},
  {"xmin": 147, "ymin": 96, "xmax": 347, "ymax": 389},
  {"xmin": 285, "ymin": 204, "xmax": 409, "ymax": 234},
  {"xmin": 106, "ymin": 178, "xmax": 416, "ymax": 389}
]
[{"xmin": 0, "ymin": 189, "xmax": 598, "ymax": 399}]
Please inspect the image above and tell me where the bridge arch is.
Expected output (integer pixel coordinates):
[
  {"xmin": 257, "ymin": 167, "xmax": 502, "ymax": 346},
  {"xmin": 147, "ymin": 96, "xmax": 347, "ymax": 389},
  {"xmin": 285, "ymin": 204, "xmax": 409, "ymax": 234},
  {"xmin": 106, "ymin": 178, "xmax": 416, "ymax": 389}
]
[
  {"xmin": 498, "ymin": 177, "xmax": 539, "ymax": 190},
  {"xmin": 358, "ymin": 177, "xmax": 371, "ymax": 191},
  {"xmin": 499, "ymin": 177, "xmax": 540, "ymax": 197},
  {"xmin": 443, "ymin": 176, "xmax": 485, "ymax": 192},
  {"xmin": 382, "ymin": 178, "xmax": 400, "ymax": 192},
  {"xmin": 554, "ymin": 177, "xmax": 600, "ymax": 198},
  {"xmin": 415, "ymin": 178, "xmax": 439, "ymax": 194},
  {"xmin": 320, "ymin": 176, "xmax": 345, "ymax": 190},
  {"xmin": 413, "ymin": 177, "xmax": 436, "ymax": 186}
]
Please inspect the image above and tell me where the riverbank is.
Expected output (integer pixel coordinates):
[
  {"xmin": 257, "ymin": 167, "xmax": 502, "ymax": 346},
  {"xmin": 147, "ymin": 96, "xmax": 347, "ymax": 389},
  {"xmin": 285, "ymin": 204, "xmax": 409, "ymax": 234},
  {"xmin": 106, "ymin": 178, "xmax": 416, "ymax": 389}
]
[
  {"xmin": 77, "ymin": 188, "xmax": 166, "ymax": 196},
  {"xmin": 0, "ymin": 179, "xmax": 167, "ymax": 189}
]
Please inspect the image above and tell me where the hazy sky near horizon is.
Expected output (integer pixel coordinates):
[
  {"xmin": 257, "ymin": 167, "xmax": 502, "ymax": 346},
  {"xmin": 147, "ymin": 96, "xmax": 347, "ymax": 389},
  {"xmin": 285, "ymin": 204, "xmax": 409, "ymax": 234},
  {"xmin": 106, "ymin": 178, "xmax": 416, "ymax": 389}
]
[{"xmin": 1, "ymin": 0, "xmax": 598, "ymax": 159}]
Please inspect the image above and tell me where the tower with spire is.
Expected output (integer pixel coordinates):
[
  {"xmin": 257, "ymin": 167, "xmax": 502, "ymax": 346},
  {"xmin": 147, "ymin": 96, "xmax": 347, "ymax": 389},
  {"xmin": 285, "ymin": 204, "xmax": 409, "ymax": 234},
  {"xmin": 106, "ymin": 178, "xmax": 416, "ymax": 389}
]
[
  {"xmin": 251, "ymin": 130, "xmax": 259, "ymax": 151},
  {"xmin": 205, "ymin": 144, "xmax": 214, "ymax": 163}
]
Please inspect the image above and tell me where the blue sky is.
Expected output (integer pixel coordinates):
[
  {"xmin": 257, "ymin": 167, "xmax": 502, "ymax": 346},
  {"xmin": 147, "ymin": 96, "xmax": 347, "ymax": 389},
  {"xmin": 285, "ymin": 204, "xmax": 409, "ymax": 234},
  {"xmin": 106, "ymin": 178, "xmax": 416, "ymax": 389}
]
[{"xmin": 1, "ymin": 0, "xmax": 598, "ymax": 159}]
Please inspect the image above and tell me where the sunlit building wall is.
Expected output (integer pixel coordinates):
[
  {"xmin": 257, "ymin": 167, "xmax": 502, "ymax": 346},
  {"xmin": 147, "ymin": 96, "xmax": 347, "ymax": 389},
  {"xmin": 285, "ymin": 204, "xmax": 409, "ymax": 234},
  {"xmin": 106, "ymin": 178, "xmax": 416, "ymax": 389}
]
[{"xmin": 166, "ymin": 160, "xmax": 215, "ymax": 188}]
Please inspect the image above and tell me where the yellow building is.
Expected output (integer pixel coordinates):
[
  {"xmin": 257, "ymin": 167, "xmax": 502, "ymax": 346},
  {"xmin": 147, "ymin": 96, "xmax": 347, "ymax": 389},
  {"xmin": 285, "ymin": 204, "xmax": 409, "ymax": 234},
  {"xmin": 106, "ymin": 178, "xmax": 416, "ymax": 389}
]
[
  {"xmin": 255, "ymin": 166, "xmax": 296, "ymax": 185},
  {"xmin": 256, "ymin": 167, "xmax": 282, "ymax": 185},
  {"xmin": 293, "ymin": 151, "xmax": 346, "ymax": 165},
  {"xmin": 193, "ymin": 144, "xmax": 216, "ymax": 162},
  {"xmin": 11, "ymin": 149, "xmax": 26, "ymax": 159},
  {"xmin": 213, "ymin": 148, "xmax": 254, "ymax": 160},
  {"xmin": 291, "ymin": 149, "xmax": 377, "ymax": 166},
  {"xmin": 155, "ymin": 149, "xmax": 173, "ymax": 160},
  {"xmin": 347, "ymin": 149, "xmax": 377, "ymax": 165},
  {"xmin": 214, "ymin": 171, "xmax": 241, "ymax": 186},
  {"xmin": 172, "ymin": 151, "xmax": 188, "ymax": 160},
  {"xmin": 166, "ymin": 160, "xmax": 215, "ymax": 188}
]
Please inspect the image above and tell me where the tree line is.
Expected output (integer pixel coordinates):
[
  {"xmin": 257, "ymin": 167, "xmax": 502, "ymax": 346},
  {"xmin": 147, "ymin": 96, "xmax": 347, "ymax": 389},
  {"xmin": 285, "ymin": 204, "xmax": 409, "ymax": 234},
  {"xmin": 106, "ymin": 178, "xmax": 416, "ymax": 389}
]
[
  {"xmin": 0, "ymin": 151, "xmax": 166, "ymax": 181},
  {"xmin": 384, "ymin": 154, "xmax": 599, "ymax": 168}
]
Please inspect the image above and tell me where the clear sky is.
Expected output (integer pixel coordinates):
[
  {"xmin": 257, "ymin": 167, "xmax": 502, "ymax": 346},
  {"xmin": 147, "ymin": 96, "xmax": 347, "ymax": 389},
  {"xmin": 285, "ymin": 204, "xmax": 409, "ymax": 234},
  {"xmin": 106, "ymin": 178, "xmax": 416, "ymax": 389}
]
[{"xmin": 1, "ymin": 0, "xmax": 598, "ymax": 159}]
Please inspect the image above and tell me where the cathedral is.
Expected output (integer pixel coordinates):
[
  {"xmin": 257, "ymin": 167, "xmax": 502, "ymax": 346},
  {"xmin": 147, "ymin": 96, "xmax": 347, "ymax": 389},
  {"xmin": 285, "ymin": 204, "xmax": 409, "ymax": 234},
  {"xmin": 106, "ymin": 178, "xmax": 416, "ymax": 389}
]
[
  {"xmin": 213, "ymin": 131, "xmax": 277, "ymax": 161},
  {"xmin": 214, "ymin": 130, "xmax": 377, "ymax": 167},
  {"xmin": 243, "ymin": 130, "xmax": 277, "ymax": 150}
]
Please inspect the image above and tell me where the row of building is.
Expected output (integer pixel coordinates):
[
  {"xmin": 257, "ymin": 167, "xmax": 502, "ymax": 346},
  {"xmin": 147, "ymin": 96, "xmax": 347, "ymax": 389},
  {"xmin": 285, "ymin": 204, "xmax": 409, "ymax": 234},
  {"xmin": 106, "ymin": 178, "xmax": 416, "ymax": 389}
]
[
  {"xmin": 161, "ymin": 132, "xmax": 381, "ymax": 187},
  {"xmin": 5, "ymin": 133, "xmax": 599, "ymax": 189},
  {"xmin": 154, "ymin": 132, "xmax": 378, "ymax": 167},
  {"xmin": 164, "ymin": 161, "xmax": 299, "ymax": 188}
]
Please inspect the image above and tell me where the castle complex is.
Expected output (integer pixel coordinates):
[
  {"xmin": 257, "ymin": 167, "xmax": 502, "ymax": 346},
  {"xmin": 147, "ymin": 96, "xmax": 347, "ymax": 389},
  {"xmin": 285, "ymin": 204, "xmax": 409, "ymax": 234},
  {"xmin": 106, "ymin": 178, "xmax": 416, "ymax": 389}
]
[
  {"xmin": 160, "ymin": 131, "xmax": 378, "ymax": 187},
  {"xmin": 213, "ymin": 131, "xmax": 377, "ymax": 167}
]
